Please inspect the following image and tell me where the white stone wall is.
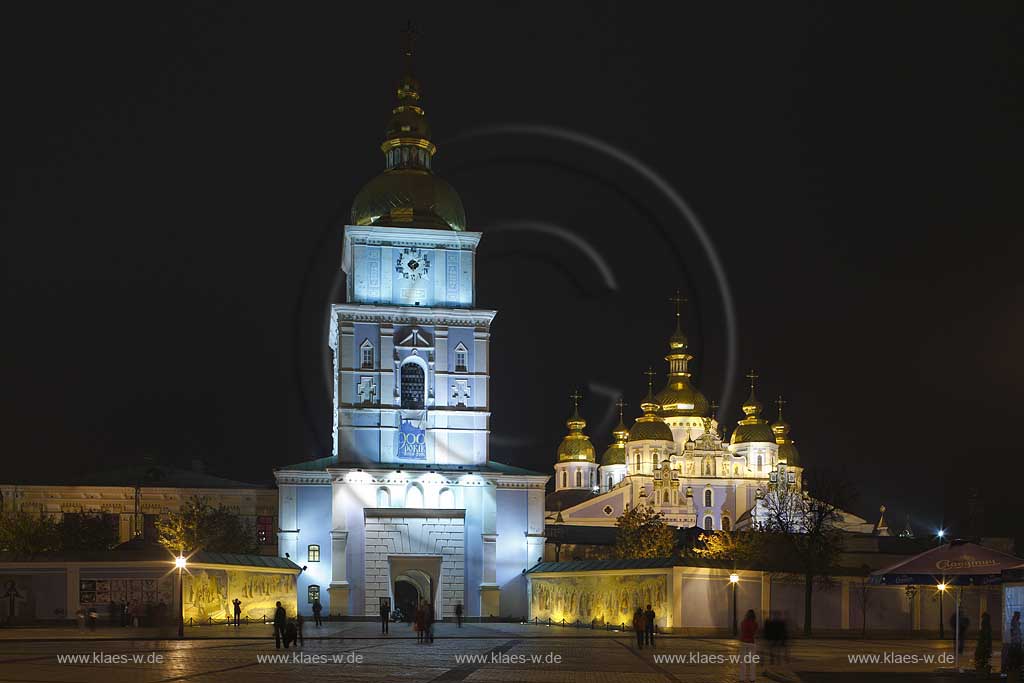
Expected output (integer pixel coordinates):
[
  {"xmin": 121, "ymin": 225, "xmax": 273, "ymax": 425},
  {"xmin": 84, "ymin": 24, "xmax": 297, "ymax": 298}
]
[{"xmin": 362, "ymin": 513, "xmax": 465, "ymax": 617}]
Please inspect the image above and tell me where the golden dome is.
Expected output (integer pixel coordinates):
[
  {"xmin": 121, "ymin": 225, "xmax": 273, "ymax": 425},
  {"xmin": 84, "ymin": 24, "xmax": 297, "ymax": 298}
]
[
  {"xmin": 350, "ymin": 37, "xmax": 466, "ymax": 232},
  {"xmin": 601, "ymin": 401, "xmax": 629, "ymax": 466},
  {"xmin": 628, "ymin": 371, "xmax": 675, "ymax": 443},
  {"xmin": 771, "ymin": 396, "xmax": 800, "ymax": 466},
  {"xmin": 558, "ymin": 394, "xmax": 596, "ymax": 463},
  {"xmin": 731, "ymin": 370, "xmax": 777, "ymax": 445}
]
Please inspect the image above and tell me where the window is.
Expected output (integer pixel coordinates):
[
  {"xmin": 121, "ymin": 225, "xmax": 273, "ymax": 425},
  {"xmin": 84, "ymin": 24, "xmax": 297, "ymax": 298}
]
[
  {"xmin": 607, "ymin": 476, "xmax": 613, "ymax": 489},
  {"xmin": 308, "ymin": 585, "xmax": 320, "ymax": 604},
  {"xmin": 307, "ymin": 544, "xmax": 320, "ymax": 562},
  {"xmin": 574, "ymin": 470, "xmax": 582, "ymax": 488},
  {"xmin": 757, "ymin": 454, "xmax": 763, "ymax": 471},
  {"xmin": 406, "ymin": 484, "xmax": 424, "ymax": 508},
  {"xmin": 400, "ymin": 363, "xmax": 425, "ymax": 409},
  {"xmin": 704, "ymin": 489, "xmax": 713, "ymax": 508},
  {"xmin": 722, "ymin": 517, "xmax": 731, "ymax": 532},
  {"xmin": 454, "ymin": 343, "xmax": 468, "ymax": 372},
  {"xmin": 256, "ymin": 516, "xmax": 274, "ymax": 545},
  {"xmin": 704, "ymin": 516, "xmax": 714, "ymax": 530},
  {"xmin": 590, "ymin": 471, "xmax": 595, "ymax": 487},
  {"xmin": 561, "ymin": 471, "xmax": 567, "ymax": 488},
  {"xmin": 360, "ymin": 340, "xmax": 374, "ymax": 369},
  {"xmin": 439, "ymin": 488, "xmax": 454, "ymax": 508},
  {"xmin": 377, "ymin": 487, "xmax": 391, "ymax": 508}
]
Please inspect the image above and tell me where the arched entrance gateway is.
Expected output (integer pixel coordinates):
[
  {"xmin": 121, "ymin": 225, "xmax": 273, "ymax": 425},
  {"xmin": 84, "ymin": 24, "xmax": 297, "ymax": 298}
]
[{"xmin": 388, "ymin": 556, "xmax": 442, "ymax": 621}]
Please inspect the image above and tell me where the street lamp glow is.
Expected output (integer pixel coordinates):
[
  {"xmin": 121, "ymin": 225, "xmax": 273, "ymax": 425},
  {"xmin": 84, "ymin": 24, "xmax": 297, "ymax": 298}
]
[
  {"xmin": 729, "ymin": 573, "xmax": 740, "ymax": 584},
  {"xmin": 937, "ymin": 529, "xmax": 945, "ymax": 539},
  {"xmin": 175, "ymin": 555, "xmax": 187, "ymax": 570},
  {"xmin": 937, "ymin": 582, "xmax": 947, "ymax": 592}
]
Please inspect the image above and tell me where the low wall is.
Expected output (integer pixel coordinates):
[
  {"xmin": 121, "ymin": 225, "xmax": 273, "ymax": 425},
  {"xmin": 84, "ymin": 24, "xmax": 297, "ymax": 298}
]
[{"xmin": 528, "ymin": 566, "xmax": 1003, "ymax": 635}]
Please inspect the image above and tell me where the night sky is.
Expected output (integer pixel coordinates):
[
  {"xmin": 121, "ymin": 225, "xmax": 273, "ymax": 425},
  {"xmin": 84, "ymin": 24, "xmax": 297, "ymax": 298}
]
[{"xmin": 3, "ymin": 3, "xmax": 1022, "ymax": 536}]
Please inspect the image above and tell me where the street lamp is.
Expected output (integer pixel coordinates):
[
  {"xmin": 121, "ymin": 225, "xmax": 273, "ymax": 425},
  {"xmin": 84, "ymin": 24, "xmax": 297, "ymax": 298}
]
[
  {"xmin": 937, "ymin": 529, "xmax": 946, "ymax": 544},
  {"xmin": 175, "ymin": 555, "xmax": 187, "ymax": 639},
  {"xmin": 729, "ymin": 573, "xmax": 740, "ymax": 638},
  {"xmin": 937, "ymin": 582, "xmax": 947, "ymax": 640}
]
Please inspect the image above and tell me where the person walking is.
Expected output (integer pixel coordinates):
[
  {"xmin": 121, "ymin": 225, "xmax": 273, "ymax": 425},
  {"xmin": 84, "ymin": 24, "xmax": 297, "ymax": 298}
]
[
  {"xmin": 644, "ymin": 604, "xmax": 656, "ymax": 648},
  {"xmin": 424, "ymin": 602, "xmax": 435, "ymax": 644},
  {"xmin": 739, "ymin": 609, "xmax": 758, "ymax": 683},
  {"xmin": 455, "ymin": 602, "xmax": 463, "ymax": 628},
  {"xmin": 232, "ymin": 598, "xmax": 242, "ymax": 627},
  {"xmin": 1003, "ymin": 611, "xmax": 1021, "ymax": 680},
  {"xmin": 312, "ymin": 598, "xmax": 322, "ymax": 627},
  {"xmin": 414, "ymin": 601, "xmax": 425, "ymax": 644},
  {"xmin": 273, "ymin": 601, "xmax": 288, "ymax": 649},
  {"xmin": 632, "ymin": 607, "xmax": 645, "ymax": 650},
  {"xmin": 380, "ymin": 599, "xmax": 390, "ymax": 635}
]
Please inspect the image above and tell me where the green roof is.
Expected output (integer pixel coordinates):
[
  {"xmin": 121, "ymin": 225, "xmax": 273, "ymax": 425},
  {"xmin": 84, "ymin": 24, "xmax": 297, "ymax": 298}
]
[{"xmin": 275, "ymin": 457, "xmax": 546, "ymax": 477}]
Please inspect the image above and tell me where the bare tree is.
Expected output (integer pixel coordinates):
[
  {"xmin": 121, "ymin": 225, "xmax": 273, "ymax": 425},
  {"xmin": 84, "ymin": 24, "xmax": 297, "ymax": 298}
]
[{"xmin": 758, "ymin": 467, "xmax": 854, "ymax": 635}]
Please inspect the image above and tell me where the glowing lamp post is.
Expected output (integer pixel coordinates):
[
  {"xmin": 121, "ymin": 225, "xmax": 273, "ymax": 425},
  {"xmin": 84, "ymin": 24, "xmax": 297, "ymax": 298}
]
[
  {"xmin": 729, "ymin": 573, "xmax": 740, "ymax": 637},
  {"xmin": 175, "ymin": 555, "xmax": 187, "ymax": 639},
  {"xmin": 937, "ymin": 582, "xmax": 947, "ymax": 640}
]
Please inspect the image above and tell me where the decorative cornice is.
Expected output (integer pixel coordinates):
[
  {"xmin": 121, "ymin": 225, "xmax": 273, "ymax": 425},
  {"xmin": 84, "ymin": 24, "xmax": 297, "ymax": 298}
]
[{"xmin": 333, "ymin": 303, "xmax": 496, "ymax": 328}]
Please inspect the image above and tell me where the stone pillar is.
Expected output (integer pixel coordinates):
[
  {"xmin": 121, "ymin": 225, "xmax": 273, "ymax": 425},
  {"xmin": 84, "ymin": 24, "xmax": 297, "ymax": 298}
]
[
  {"xmin": 671, "ymin": 567, "xmax": 684, "ymax": 630},
  {"xmin": 328, "ymin": 529, "xmax": 351, "ymax": 616},
  {"xmin": 760, "ymin": 572, "xmax": 771, "ymax": 622},
  {"xmin": 66, "ymin": 567, "xmax": 80, "ymax": 620},
  {"xmin": 841, "ymin": 578, "xmax": 851, "ymax": 630},
  {"xmin": 913, "ymin": 591, "xmax": 922, "ymax": 631},
  {"xmin": 480, "ymin": 533, "xmax": 499, "ymax": 617}
]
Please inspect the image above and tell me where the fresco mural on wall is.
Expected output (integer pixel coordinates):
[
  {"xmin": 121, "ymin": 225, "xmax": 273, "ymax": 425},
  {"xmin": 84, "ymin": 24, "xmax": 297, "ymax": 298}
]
[
  {"xmin": 530, "ymin": 573, "xmax": 670, "ymax": 626},
  {"xmin": 184, "ymin": 568, "xmax": 296, "ymax": 621}
]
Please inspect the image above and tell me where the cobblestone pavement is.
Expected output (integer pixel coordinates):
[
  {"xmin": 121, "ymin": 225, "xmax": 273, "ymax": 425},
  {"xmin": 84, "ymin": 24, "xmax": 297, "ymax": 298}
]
[{"xmin": 0, "ymin": 622, "xmax": 994, "ymax": 682}]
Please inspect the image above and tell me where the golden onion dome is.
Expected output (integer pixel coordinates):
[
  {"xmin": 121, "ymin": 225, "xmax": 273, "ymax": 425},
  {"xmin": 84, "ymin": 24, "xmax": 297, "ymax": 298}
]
[
  {"xmin": 628, "ymin": 372, "xmax": 675, "ymax": 443},
  {"xmin": 772, "ymin": 396, "xmax": 800, "ymax": 466},
  {"xmin": 350, "ymin": 38, "xmax": 466, "ymax": 232},
  {"xmin": 730, "ymin": 370, "xmax": 777, "ymax": 445},
  {"xmin": 557, "ymin": 394, "xmax": 596, "ymax": 463},
  {"xmin": 601, "ymin": 402, "xmax": 630, "ymax": 466},
  {"xmin": 656, "ymin": 301, "xmax": 710, "ymax": 418}
]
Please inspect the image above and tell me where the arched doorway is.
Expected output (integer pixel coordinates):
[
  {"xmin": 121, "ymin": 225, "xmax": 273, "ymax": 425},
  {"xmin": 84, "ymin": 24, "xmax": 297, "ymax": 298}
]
[
  {"xmin": 401, "ymin": 363, "xmax": 425, "ymax": 409},
  {"xmin": 393, "ymin": 580, "xmax": 419, "ymax": 622}
]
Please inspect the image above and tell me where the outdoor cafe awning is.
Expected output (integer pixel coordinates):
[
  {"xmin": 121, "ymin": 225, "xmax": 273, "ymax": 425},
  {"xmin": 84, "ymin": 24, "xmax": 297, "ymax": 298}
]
[{"xmin": 869, "ymin": 540, "xmax": 1023, "ymax": 586}]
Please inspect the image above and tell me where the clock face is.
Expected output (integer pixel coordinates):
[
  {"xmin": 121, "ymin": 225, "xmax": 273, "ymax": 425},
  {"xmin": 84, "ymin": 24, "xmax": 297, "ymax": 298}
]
[{"xmin": 395, "ymin": 247, "xmax": 430, "ymax": 280}]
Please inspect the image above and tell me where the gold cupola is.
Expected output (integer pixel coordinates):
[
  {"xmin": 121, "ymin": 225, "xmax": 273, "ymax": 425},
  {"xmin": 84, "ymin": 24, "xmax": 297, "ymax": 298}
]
[
  {"xmin": 655, "ymin": 293, "xmax": 710, "ymax": 418},
  {"xmin": 628, "ymin": 369, "xmax": 676, "ymax": 443},
  {"xmin": 350, "ymin": 29, "xmax": 467, "ymax": 231},
  {"xmin": 771, "ymin": 396, "xmax": 800, "ymax": 466},
  {"xmin": 600, "ymin": 399, "xmax": 629, "ymax": 466},
  {"xmin": 557, "ymin": 392, "xmax": 596, "ymax": 463},
  {"xmin": 730, "ymin": 370, "xmax": 778, "ymax": 444}
]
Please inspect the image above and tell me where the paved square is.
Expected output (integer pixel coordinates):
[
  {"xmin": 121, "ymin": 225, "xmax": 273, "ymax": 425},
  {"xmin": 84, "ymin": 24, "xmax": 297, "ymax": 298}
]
[{"xmin": 0, "ymin": 622, "xmax": 995, "ymax": 682}]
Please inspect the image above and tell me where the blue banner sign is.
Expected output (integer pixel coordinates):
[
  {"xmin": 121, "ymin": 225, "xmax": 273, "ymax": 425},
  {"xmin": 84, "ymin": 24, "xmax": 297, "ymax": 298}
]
[{"xmin": 397, "ymin": 421, "xmax": 427, "ymax": 460}]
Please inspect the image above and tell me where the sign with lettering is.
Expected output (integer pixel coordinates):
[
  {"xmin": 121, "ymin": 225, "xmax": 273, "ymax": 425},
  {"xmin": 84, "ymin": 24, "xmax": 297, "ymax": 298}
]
[{"xmin": 397, "ymin": 421, "xmax": 427, "ymax": 460}]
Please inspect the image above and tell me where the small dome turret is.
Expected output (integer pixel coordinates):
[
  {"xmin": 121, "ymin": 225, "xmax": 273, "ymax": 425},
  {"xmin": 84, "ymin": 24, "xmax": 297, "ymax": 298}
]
[
  {"xmin": 731, "ymin": 370, "xmax": 777, "ymax": 444},
  {"xmin": 557, "ymin": 392, "xmax": 596, "ymax": 463},
  {"xmin": 771, "ymin": 396, "xmax": 800, "ymax": 466},
  {"xmin": 629, "ymin": 368, "xmax": 675, "ymax": 443}
]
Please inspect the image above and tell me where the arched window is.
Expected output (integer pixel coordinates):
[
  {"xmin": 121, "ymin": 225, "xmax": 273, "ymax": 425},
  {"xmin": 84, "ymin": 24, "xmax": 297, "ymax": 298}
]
[
  {"xmin": 590, "ymin": 470, "xmax": 595, "ymax": 487},
  {"xmin": 663, "ymin": 491, "xmax": 670, "ymax": 504},
  {"xmin": 401, "ymin": 363, "xmax": 425, "ymax": 409},
  {"xmin": 360, "ymin": 339, "xmax": 375, "ymax": 369},
  {"xmin": 438, "ymin": 487, "xmax": 454, "ymax": 508},
  {"xmin": 704, "ymin": 489, "xmax": 713, "ymax": 508},
  {"xmin": 376, "ymin": 487, "xmax": 390, "ymax": 508},
  {"xmin": 561, "ymin": 471, "xmax": 567, "ymax": 489},
  {"xmin": 308, "ymin": 584, "xmax": 320, "ymax": 604},
  {"xmin": 307, "ymin": 544, "xmax": 320, "ymax": 562},
  {"xmin": 574, "ymin": 470, "xmax": 582, "ymax": 488},
  {"xmin": 453, "ymin": 343, "xmax": 468, "ymax": 372},
  {"xmin": 406, "ymin": 484, "xmax": 424, "ymax": 508},
  {"xmin": 722, "ymin": 516, "xmax": 731, "ymax": 532},
  {"xmin": 607, "ymin": 476, "xmax": 613, "ymax": 489},
  {"xmin": 757, "ymin": 454, "xmax": 763, "ymax": 471},
  {"xmin": 704, "ymin": 516, "xmax": 714, "ymax": 530}
]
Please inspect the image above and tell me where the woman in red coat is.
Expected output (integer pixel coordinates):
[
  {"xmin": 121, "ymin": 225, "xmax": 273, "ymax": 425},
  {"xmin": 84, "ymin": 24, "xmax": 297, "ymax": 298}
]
[{"xmin": 739, "ymin": 609, "xmax": 758, "ymax": 683}]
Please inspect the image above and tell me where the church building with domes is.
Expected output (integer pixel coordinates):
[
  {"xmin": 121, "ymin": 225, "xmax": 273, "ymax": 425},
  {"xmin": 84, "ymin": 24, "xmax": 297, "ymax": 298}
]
[
  {"xmin": 545, "ymin": 309, "xmax": 868, "ymax": 535},
  {"xmin": 273, "ymin": 43, "xmax": 547, "ymax": 620}
]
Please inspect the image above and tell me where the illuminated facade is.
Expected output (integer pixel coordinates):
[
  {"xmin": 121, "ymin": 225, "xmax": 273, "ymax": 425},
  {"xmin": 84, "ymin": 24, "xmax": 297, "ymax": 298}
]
[
  {"xmin": 545, "ymin": 310, "xmax": 869, "ymax": 533},
  {"xmin": 274, "ymin": 45, "xmax": 547, "ymax": 619}
]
